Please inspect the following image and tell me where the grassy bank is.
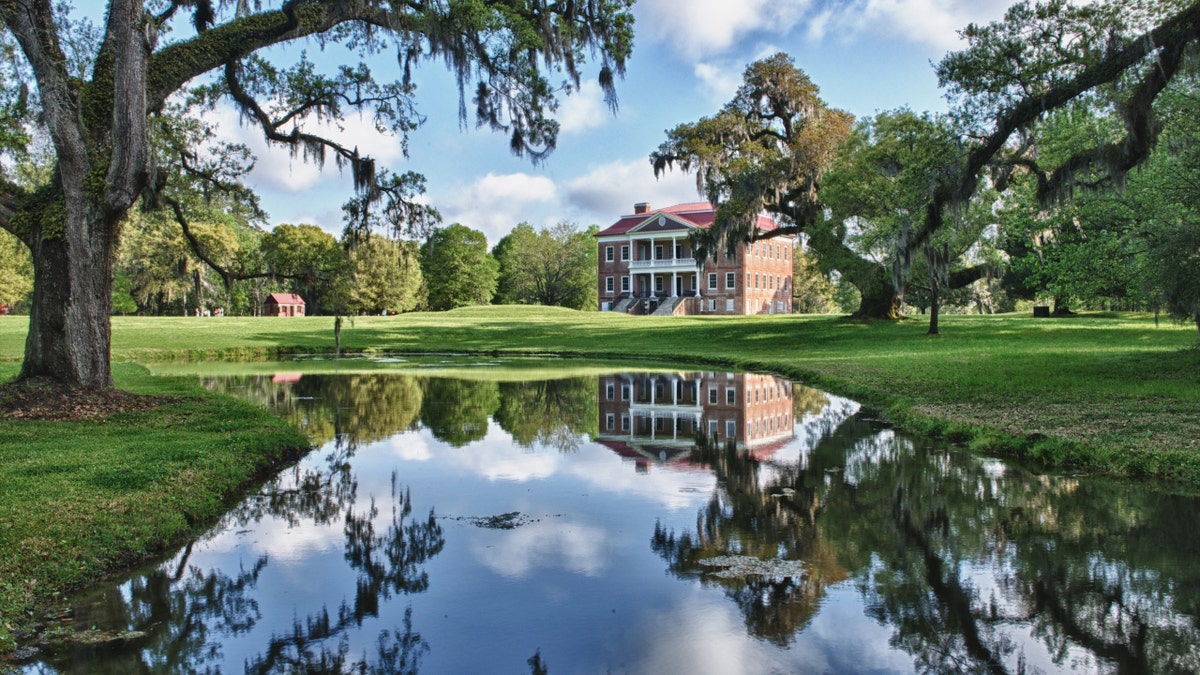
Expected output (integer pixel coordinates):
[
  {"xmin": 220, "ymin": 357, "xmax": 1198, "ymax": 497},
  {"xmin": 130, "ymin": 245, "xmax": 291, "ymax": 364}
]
[
  {"xmin": 0, "ymin": 307, "xmax": 1197, "ymax": 658},
  {"xmin": 0, "ymin": 362, "xmax": 309, "ymax": 658}
]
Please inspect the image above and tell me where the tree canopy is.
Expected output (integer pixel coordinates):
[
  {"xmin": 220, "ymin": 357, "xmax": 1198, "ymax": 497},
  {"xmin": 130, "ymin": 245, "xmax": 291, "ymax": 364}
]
[{"xmin": 0, "ymin": 0, "xmax": 634, "ymax": 388}]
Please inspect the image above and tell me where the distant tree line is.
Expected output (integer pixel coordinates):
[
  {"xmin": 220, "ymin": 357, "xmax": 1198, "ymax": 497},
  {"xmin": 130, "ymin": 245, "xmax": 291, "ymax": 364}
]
[{"xmin": 0, "ymin": 215, "xmax": 603, "ymax": 317}]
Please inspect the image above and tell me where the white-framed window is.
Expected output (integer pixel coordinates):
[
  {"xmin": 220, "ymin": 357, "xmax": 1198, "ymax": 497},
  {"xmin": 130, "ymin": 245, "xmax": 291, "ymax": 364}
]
[
  {"xmin": 655, "ymin": 277, "xmax": 663, "ymax": 293},
  {"xmin": 708, "ymin": 419, "xmax": 718, "ymax": 436},
  {"xmin": 708, "ymin": 272, "xmax": 718, "ymax": 289},
  {"xmin": 755, "ymin": 273, "xmax": 760, "ymax": 289},
  {"xmin": 621, "ymin": 245, "xmax": 629, "ymax": 261},
  {"xmin": 709, "ymin": 299, "xmax": 716, "ymax": 312},
  {"xmin": 785, "ymin": 247, "xmax": 790, "ymax": 260},
  {"xmin": 726, "ymin": 420, "xmax": 736, "ymax": 438},
  {"xmin": 621, "ymin": 415, "xmax": 630, "ymax": 431},
  {"xmin": 606, "ymin": 413, "xmax": 615, "ymax": 430},
  {"xmin": 655, "ymin": 244, "xmax": 664, "ymax": 259},
  {"xmin": 726, "ymin": 388, "xmax": 736, "ymax": 404},
  {"xmin": 601, "ymin": 301, "xmax": 610, "ymax": 311},
  {"xmin": 725, "ymin": 272, "xmax": 735, "ymax": 289},
  {"xmin": 621, "ymin": 385, "xmax": 631, "ymax": 401},
  {"xmin": 605, "ymin": 276, "xmax": 614, "ymax": 293},
  {"xmin": 690, "ymin": 276, "xmax": 697, "ymax": 291},
  {"xmin": 606, "ymin": 246, "xmax": 614, "ymax": 262},
  {"xmin": 606, "ymin": 383, "xmax": 615, "ymax": 400},
  {"xmin": 621, "ymin": 276, "xmax": 630, "ymax": 292},
  {"xmin": 708, "ymin": 387, "xmax": 718, "ymax": 404},
  {"xmin": 726, "ymin": 299, "xmax": 734, "ymax": 312}
]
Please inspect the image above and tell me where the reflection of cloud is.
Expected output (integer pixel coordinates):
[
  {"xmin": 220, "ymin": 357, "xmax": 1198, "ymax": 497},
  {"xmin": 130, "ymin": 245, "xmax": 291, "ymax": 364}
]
[
  {"xmin": 440, "ymin": 425, "xmax": 714, "ymax": 511},
  {"xmin": 472, "ymin": 519, "xmax": 611, "ymax": 578},
  {"xmin": 387, "ymin": 434, "xmax": 432, "ymax": 462}
]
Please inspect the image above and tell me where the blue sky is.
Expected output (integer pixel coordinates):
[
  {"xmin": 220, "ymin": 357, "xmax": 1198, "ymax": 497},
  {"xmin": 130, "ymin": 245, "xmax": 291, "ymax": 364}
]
[{"xmin": 193, "ymin": 0, "xmax": 1020, "ymax": 245}]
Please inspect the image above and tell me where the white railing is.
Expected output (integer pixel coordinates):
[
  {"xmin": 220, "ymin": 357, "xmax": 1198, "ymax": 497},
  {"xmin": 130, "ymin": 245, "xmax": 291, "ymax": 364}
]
[{"xmin": 628, "ymin": 257, "xmax": 697, "ymax": 268}]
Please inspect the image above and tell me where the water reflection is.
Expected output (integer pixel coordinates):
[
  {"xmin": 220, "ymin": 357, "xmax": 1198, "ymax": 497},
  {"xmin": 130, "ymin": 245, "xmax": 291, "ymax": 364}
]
[{"xmin": 18, "ymin": 365, "xmax": 1200, "ymax": 674}]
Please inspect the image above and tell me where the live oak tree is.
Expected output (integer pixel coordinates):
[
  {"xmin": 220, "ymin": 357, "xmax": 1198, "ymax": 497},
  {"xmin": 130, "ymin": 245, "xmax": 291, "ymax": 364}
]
[
  {"xmin": 914, "ymin": 0, "xmax": 1200, "ymax": 278},
  {"xmin": 650, "ymin": 54, "xmax": 916, "ymax": 319},
  {"xmin": 0, "ymin": 0, "xmax": 633, "ymax": 389}
]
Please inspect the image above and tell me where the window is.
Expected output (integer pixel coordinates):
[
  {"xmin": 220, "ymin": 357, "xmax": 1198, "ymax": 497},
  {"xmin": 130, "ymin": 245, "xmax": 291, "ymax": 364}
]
[
  {"xmin": 726, "ymin": 299, "xmax": 734, "ymax": 312},
  {"xmin": 785, "ymin": 247, "xmax": 789, "ymax": 260},
  {"xmin": 621, "ymin": 276, "xmax": 630, "ymax": 292},
  {"xmin": 708, "ymin": 273, "xmax": 718, "ymax": 289},
  {"xmin": 606, "ymin": 246, "xmax": 614, "ymax": 262},
  {"xmin": 726, "ymin": 388, "xmax": 736, "ymax": 404},
  {"xmin": 655, "ymin": 245, "xmax": 664, "ymax": 260},
  {"xmin": 726, "ymin": 420, "xmax": 736, "ymax": 439},
  {"xmin": 708, "ymin": 388, "xmax": 718, "ymax": 404},
  {"xmin": 621, "ymin": 385, "xmax": 631, "ymax": 401},
  {"xmin": 655, "ymin": 277, "xmax": 664, "ymax": 293},
  {"xmin": 606, "ymin": 383, "xmax": 615, "ymax": 400},
  {"xmin": 621, "ymin": 245, "xmax": 629, "ymax": 261},
  {"xmin": 755, "ymin": 273, "xmax": 760, "ymax": 289},
  {"xmin": 621, "ymin": 415, "xmax": 630, "ymax": 431},
  {"xmin": 605, "ymin": 276, "xmax": 614, "ymax": 293},
  {"xmin": 675, "ymin": 244, "xmax": 683, "ymax": 259},
  {"xmin": 708, "ymin": 420, "xmax": 718, "ymax": 436},
  {"xmin": 709, "ymin": 299, "xmax": 716, "ymax": 312},
  {"xmin": 606, "ymin": 413, "xmax": 614, "ymax": 430},
  {"xmin": 601, "ymin": 301, "xmax": 610, "ymax": 311},
  {"xmin": 725, "ymin": 272, "xmax": 735, "ymax": 289},
  {"xmin": 690, "ymin": 276, "xmax": 697, "ymax": 291}
]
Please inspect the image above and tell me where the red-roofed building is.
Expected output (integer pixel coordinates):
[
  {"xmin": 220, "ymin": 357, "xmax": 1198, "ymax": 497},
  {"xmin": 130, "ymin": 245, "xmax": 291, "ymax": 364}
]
[
  {"xmin": 263, "ymin": 293, "xmax": 306, "ymax": 317},
  {"xmin": 596, "ymin": 202, "xmax": 794, "ymax": 315}
]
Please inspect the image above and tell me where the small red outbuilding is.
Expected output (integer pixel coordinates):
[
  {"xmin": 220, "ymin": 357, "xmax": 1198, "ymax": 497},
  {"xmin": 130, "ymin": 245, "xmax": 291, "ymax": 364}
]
[{"xmin": 263, "ymin": 293, "xmax": 306, "ymax": 317}]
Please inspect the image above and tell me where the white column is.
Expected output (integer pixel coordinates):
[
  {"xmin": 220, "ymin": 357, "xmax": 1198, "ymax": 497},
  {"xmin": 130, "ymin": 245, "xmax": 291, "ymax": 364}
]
[{"xmin": 671, "ymin": 272, "xmax": 678, "ymax": 298}]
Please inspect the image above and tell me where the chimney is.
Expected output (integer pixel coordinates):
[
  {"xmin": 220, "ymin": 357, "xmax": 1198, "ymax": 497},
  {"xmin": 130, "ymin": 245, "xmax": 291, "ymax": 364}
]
[{"xmin": 634, "ymin": 202, "xmax": 650, "ymax": 214}]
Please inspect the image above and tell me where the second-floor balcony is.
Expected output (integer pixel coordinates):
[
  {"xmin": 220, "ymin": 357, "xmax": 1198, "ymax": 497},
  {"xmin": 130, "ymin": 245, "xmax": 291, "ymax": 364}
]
[{"xmin": 628, "ymin": 257, "xmax": 697, "ymax": 269}]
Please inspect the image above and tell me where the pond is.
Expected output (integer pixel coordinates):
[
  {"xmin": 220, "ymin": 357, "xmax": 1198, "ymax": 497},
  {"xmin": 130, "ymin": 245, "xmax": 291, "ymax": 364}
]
[{"xmin": 16, "ymin": 358, "xmax": 1200, "ymax": 674}]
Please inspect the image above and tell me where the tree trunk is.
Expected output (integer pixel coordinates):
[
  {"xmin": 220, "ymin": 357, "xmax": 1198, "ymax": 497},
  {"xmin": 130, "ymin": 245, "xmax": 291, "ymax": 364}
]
[
  {"xmin": 928, "ymin": 276, "xmax": 940, "ymax": 336},
  {"xmin": 19, "ymin": 213, "xmax": 117, "ymax": 389},
  {"xmin": 807, "ymin": 220, "xmax": 902, "ymax": 320}
]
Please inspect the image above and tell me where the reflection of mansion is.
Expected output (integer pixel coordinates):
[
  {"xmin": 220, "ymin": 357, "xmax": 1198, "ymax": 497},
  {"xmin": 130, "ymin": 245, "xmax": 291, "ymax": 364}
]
[
  {"xmin": 598, "ymin": 372, "xmax": 796, "ymax": 471},
  {"xmin": 596, "ymin": 202, "xmax": 795, "ymax": 316}
]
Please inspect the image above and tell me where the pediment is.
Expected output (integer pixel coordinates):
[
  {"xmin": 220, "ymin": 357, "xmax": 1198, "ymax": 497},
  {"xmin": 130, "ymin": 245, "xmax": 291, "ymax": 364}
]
[{"xmin": 627, "ymin": 213, "xmax": 696, "ymax": 234}]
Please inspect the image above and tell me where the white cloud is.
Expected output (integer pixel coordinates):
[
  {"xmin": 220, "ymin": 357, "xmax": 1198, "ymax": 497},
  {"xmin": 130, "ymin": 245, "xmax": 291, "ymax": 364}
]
[
  {"xmin": 636, "ymin": 0, "xmax": 810, "ymax": 60},
  {"xmin": 436, "ymin": 172, "xmax": 558, "ymax": 244},
  {"xmin": 825, "ymin": 0, "xmax": 1015, "ymax": 51},
  {"xmin": 205, "ymin": 104, "xmax": 407, "ymax": 194},
  {"xmin": 557, "ymin": 80, "xmax": 612, "ymax": 135},
  {"xmin": 564, "ymin": 158, "xmax": 701, "ymax": 221},
  {"xmin": 638, "ymin": 0, "xmax": 1014, "ymax": 61}
]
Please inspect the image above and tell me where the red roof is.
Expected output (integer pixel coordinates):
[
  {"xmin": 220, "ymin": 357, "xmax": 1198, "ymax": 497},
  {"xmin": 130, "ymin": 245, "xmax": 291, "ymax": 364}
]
[
  {"xmin": 595, "ymin": 202, "xmax": 780, "ymax": 237},
  {"xmin": 266, "ymin": 293, "xmax": 305, "ymax": 305}
]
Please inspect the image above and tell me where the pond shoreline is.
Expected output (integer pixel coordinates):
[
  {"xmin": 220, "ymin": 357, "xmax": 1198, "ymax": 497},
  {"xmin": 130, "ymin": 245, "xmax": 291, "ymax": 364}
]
[{"xmin": 2, "ymin": 309, "xmax": 1198, "ymax": 663}]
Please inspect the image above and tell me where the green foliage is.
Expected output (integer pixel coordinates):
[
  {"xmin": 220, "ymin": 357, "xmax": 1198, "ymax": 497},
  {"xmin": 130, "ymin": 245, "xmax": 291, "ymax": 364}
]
[
  {"xmin": 261, "ymin": 224, "xmax": 348, "ymax": 315},
  {"xmin": 420, "ymin": 224, "xmax": 499, "ymax": 311},
  {"xmin": 790, "ymin": 246, "xmax": 837, "ymax": 314},
  {"xmin": 110, "ymin": 270, "xmax": 138, "ymax": 315},
  {"xmin": 0, "ymin": 228, "xmax": 32, "ymax": 308},
  {"xmin": 347, "ymin": 237, "xmax": 424, "ymax": 315},
  {"xmin": 493, "ymin": 221, "xmax": 597, "ymax": 310}
]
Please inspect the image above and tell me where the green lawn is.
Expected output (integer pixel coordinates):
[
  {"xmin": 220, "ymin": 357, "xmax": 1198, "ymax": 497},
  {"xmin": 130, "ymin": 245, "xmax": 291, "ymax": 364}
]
[{"xmin": 1, "ymin": 307, "xmax": 1198, "ymax": 659}]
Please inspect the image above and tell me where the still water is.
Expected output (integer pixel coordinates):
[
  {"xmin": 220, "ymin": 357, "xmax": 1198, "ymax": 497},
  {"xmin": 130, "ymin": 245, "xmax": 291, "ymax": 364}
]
[{"xmin": 18, "ymin": 360, "xmax": 1200, "ymax": 674}]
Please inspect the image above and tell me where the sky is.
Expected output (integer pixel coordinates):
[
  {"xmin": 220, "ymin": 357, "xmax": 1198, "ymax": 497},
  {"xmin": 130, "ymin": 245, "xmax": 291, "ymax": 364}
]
[{"xmin": 197, "ymin": 0, "xmax": 1022, "ymax": 246}]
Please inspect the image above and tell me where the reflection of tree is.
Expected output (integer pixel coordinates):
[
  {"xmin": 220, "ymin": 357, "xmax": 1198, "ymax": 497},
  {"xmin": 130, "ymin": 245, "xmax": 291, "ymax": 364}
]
[
  {"xmin": 652, "ymin": 435, "xmax": 848, "ymax": 645},
  {"xmin": 835, "ymin": 435, "xmax": 1200, "ymax": 674},
  {"xmin": 247, "ymin": 475, "xmax": 444, "ymax": 673},
  {"xmin": 494, "ymin": 378, "xmax": 597, "ymax": 452},
  {"xmin": 203, "ymin": 374, "xmax": 425, "ymax": 449},
  {"xmin": 419, "ymin": 378, "xmax": 500, "ymax": 446},
  {"xmin": 39, "ymin": 547, "xmax": 268, "ymax": 672},
  {"xmin": 791, "ymin": 385, "xmax": 829, "ymax": 420}
]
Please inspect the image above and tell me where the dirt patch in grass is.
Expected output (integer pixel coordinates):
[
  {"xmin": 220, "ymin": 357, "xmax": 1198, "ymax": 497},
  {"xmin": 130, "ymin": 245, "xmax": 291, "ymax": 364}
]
[{"xmin": 0, "ymin": 379, "xmax": 179, "ymax": 421}]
